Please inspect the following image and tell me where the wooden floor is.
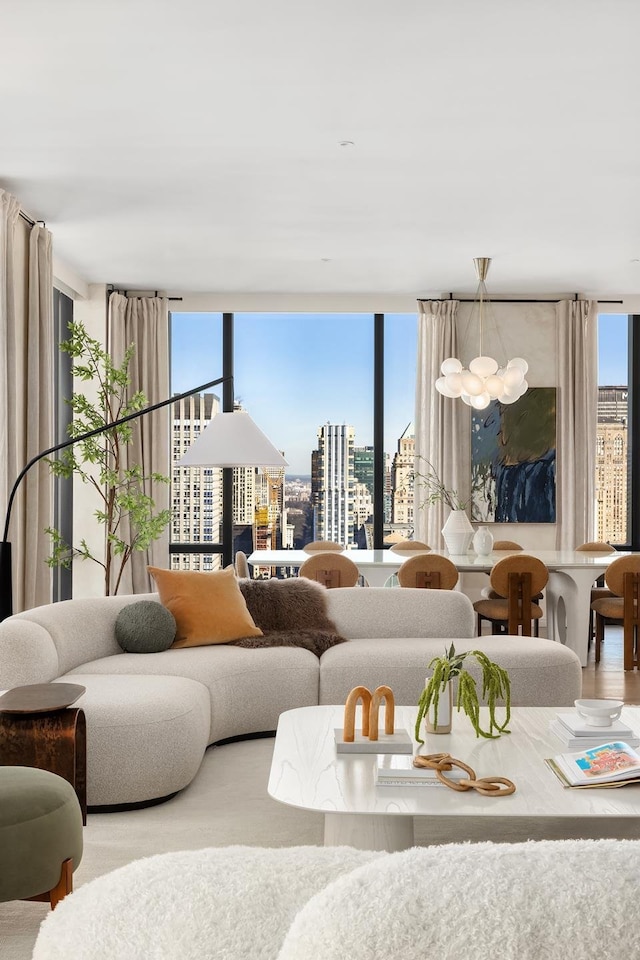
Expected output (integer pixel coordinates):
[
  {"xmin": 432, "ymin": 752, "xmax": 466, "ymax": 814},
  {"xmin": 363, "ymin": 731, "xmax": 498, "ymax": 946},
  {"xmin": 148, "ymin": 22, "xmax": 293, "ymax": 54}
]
[{"xmin": 578, "ymin": 626, "xmax": 640, "ymax": 703}]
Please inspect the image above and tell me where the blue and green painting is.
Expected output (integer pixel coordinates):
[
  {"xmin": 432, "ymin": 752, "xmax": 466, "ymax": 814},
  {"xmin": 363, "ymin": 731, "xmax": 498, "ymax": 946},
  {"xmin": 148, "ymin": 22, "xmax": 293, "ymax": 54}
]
[{"xmin": 471, "ymin": 387, "xmax": 556, "ymax": 523}]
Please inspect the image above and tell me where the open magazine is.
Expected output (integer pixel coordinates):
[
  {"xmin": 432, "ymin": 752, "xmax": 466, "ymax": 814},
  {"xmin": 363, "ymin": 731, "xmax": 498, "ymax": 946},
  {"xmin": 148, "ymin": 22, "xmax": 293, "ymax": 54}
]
[{"xmin": 545, "ymin": 741, "xmax": 640, "ymax": 789}]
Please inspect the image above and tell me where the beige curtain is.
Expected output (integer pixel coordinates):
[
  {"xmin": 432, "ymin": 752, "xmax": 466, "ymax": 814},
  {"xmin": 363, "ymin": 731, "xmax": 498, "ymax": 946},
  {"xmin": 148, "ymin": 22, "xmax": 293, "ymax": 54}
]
[
  {"xmin": 555, "ymin": 299, "xmax": 598, "ymax": 550},
  {"xmin": 0, "ymin": 188, "xmax": 54, "ymax": 612},
  {"xmin": 414, "ymin": 300, "xmax": 467, "ymax": 547},
  {"xmin": 108, "ymin": 292, "xmax": 170, "ymax": 593}
]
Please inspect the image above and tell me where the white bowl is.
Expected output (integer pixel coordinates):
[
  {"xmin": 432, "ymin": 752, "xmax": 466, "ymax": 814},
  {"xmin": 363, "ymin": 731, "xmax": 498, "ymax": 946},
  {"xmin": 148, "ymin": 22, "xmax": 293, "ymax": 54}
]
[{"xmin": 574, "ymin": 698, "xmax": 624, "ymax": 727}]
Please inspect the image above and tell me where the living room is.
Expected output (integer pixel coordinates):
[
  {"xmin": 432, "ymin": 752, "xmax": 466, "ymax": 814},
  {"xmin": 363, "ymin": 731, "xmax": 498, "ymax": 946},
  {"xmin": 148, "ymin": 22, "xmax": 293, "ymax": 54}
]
[{"xmin": 3, "ymin": 2, "xmax": 640, "ymax": 958}]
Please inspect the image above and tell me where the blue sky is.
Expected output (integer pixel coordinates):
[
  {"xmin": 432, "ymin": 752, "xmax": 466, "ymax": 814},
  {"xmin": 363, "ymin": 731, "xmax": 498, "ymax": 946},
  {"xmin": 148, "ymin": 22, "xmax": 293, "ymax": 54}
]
[
  {"xmin": 171, "ymin": 311, "xmax": 628, "ymax": 475},
  {"xmin": 598, "ymin": 314, "xmax": 628, "ymax": 385},
  {"xmin": 171, "ymin": 312, "xmax": 417, "ymax": 475}
]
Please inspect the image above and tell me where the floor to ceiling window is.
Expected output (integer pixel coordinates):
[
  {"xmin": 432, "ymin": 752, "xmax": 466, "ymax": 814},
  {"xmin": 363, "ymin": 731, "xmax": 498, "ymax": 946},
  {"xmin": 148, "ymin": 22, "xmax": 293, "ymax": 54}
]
[
  {"xmin": 596, "ymin": 313, "xmax": 628, "ymax": 545},
  {"xmin": 169, "ymin": 311, "xmax": 416, "ymax": 572}
]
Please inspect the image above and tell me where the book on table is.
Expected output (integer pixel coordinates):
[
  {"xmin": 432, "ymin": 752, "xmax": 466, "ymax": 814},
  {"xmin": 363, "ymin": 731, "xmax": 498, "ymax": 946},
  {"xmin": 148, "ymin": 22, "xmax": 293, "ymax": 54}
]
[
  {"xmin": 544, "ymin": 742, "xmax": 640, "ymax": 789},
  {"xmin": 376, "ymin": 754, "xmax": 466, "ymax": 786},
  {"xmin": 555, "ymin": 712, "xmax": 635, "ymax": 738},
  {"xmin": 549, "ymin": 719, "xmax": 640, "ymax": 751}
]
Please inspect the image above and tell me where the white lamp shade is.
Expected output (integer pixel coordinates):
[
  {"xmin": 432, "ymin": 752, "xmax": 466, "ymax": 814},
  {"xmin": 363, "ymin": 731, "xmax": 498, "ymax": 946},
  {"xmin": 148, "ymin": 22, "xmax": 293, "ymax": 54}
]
[
  {"xmin": 441, "ymin": 357, "xmax": 463, "ymax": 376},
  {"xmin": 469, "ymin": 355, "xmax": 499, "ymax": 378},
  {"xmin": 178, "ymin": 411, "xmax": 288, "ymax": 468}
]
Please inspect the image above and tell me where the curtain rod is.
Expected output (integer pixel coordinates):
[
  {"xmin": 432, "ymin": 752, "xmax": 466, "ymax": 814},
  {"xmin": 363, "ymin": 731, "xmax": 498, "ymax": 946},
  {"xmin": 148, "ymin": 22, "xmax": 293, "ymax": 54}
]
[
  {"xmin": 418, "ymin": 296, "xmax": 624, "ymax": 304},
  {"xmin": 108, "ymin": 286, "xmax": 183, "ymax": 302},
  {"xmin": 19, "ymin": 210, "xmax": 45, "ymax": 228}
]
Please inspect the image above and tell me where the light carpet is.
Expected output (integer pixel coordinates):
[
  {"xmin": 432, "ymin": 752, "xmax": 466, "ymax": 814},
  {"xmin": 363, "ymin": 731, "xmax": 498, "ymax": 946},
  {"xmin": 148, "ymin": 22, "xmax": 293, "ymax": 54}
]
[{"xmin": 3, "ymin": 735, "xmax": 640, "ymax": 960}]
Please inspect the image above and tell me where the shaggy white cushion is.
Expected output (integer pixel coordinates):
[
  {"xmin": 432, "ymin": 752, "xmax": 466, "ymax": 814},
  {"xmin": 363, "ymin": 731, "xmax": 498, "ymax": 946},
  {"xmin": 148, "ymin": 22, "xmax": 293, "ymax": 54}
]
[
  {"xmin": 277, "ymin": 839, "xmax": 640, "ymax": 960},
  {"xmin": 32, "ymin": 845, "xmax": 380, "ymax": 960}
]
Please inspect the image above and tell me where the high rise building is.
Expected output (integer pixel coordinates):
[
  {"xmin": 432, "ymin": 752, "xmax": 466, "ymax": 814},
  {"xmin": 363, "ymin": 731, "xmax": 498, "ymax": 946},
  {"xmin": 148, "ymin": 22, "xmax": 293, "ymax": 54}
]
[
  {"xmin": 353, "ymin": 446, "xmax": 374, "ymax": 496},
  {"xmin": 391, "ymin": 422, "xmax": 415, "ymax": 534},
  {"xmin": 171, "ymin": 393, "xmax": 221, "ymax": 571},
  {"xmin": 312, "ymin": 423, "xmax": 355, "ymax": 546},
  {"xmin": 596, "ymin": 386, "xmax": 628, "ymax": 544}
]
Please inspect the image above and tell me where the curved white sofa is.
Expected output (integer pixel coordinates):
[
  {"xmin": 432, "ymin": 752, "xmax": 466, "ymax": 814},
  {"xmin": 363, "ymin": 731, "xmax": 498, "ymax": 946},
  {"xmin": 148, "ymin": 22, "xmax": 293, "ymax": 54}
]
[{"xmin": 0, "ymin": 588, "xmax": 582, "ymax": 807}]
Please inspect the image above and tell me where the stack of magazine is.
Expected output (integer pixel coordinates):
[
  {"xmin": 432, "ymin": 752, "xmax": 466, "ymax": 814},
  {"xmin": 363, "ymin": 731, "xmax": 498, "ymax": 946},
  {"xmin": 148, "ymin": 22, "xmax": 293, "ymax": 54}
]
[
  {"xmin": 549, "ymin": 712, "xmax": 640, "ymax": 750},
  {"xmin": 545, "ymin": 741, "xmax": 640, "ymax": 789}
]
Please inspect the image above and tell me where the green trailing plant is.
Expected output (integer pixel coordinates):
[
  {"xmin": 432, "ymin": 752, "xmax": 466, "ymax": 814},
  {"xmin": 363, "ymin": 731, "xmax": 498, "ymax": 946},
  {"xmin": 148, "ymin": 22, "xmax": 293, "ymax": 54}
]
[
  {"xmin": 45, "ymin": 321, "xmax": 171, "ymax": 596},
  {"xmin": 415, "ymin": 643, "xmax": 511, "ymax": 741},
  {"xmin": 412, "ymin": 456, "xmax": 470, "ymax": 511}
]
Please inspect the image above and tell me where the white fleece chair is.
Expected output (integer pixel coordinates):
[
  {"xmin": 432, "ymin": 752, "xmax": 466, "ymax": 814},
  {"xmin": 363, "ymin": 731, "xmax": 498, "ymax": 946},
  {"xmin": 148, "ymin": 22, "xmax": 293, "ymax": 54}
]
[{"xmin": 33, "ymin": 840, "xmax": 640, "ymax": 960}]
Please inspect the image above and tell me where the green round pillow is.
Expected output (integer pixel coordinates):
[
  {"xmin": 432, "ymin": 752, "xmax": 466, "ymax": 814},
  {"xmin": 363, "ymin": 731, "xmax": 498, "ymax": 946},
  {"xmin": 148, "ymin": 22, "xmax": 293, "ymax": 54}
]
[{"xmin": 115, "ymin": 600, "xmax": 176, "ymax": 654}]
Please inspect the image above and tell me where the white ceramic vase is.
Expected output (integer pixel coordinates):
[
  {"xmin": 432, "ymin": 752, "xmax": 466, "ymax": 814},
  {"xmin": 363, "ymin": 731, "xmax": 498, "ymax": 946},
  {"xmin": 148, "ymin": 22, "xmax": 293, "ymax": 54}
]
[
  {"xmin": 441, "ymin": 509, "xmax": 474, "ymax": 555},
  {"xmin": 425, "ymin": 680, "xmax": 453, "ymax": 734},
  {"xmin": 473, "ymin": 525, "xmax": 494, "ymax": 556}
]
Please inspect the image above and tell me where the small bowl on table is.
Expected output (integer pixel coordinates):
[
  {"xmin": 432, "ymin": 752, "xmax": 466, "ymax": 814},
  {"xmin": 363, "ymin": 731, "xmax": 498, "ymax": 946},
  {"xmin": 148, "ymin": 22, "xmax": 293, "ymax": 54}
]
[{"xmin": 574, "ymin": 698, "xmax": 624, "ymax": 727}]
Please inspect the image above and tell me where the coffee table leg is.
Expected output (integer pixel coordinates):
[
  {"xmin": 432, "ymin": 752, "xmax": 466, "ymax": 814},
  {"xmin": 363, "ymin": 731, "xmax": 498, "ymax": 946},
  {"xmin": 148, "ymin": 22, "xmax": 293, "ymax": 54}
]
[{"xmin": 324, "ymin": 813, "xmax": 414, "ymax": 852}]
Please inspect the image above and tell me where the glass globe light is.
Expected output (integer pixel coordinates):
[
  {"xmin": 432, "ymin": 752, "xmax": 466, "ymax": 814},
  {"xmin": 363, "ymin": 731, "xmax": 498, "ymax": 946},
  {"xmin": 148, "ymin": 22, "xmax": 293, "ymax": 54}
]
[
  {"xmin": 507, "ymin": 357, "xmax": 529, "ymax": 374},
  {"xmin": 460, "ymin": 371, "xmax": 484, "ymax": 396},
  {"xmin": 441, "ymin": 357, "xmax": 463, "ymax": 376},
  {"xmin": 500, "ymin": 390, "xmax": 519, "ymax": 405},
  {"xmin": 460, "ymin": 393, "xmax": 473, "ymax": 406},
  {"xmin": 435, "ymin": 376, "xmax": 459, "ymax": 398},
  {"xmin": 469, "ymin": 355, "xmax": 499, "ymax": 378},
  {"xmin": 444, "ymin": 372, "xmax": 463, "ymax": 395},
  {"xmin": 470, "ymin": 392, "xmax": 491, "ymax": 410},
  {"xmin": 485, "ymin": 374, "xmax": 505, "ymax": 399},
  {"xmin": 503, "ymin": 366, "xmax": 524, "ymax": 389}
]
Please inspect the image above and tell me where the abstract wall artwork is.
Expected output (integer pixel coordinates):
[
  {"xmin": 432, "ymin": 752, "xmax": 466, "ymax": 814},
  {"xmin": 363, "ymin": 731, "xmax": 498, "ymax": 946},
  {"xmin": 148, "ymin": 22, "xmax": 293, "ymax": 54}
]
[{"xmin": 471, "ymin": 387, "xmax": 556, "ymax": 523}]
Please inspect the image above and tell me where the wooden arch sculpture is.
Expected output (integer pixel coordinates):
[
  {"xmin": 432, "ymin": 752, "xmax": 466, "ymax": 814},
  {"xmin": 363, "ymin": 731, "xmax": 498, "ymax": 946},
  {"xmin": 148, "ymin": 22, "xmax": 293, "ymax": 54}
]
[{"xmin": 343, "ymin": 685, "xmax": 395, "ymax": 742}]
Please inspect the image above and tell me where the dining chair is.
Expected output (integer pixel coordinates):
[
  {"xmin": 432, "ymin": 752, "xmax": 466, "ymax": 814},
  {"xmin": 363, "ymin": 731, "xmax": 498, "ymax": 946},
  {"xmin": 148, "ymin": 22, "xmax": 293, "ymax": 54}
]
[
  {"xmin": 480, "ymin": 541, "xmax": 543, "ymax": 603},
  {"xmin": 302, "ymin": 540, "xmax": 344, "ymax": 554},
  {"xmin": 388, "ymin": 540, "xmax": 431, "ymax": 553},
  {"xmin": 474, "ymin": 554, "xmax": 548, "ymax": 637},
  {"xmin": 576, "ymin": 541, "xmax": 616, "ymax": 650},
  {"xmin": 492, "ymin": 540, "xmax": 523, "ymax": 551},
  {"xmin": 591, "ymin": 555, "xmax": 640, "ymax": 669},
  {"xmin": 397, "ymin": 555, "xmax": 458, "ymax": 590},
  {"xmin": 298, "ymin": 552, "xmax": 360, "ymax": 588}
]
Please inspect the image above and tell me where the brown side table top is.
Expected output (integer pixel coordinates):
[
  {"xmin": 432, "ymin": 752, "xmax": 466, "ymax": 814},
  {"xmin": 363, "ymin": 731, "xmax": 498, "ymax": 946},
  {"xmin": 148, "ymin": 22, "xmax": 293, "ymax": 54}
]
[{"xmin": 0, "ymin": 683, "xmax": 86, "ymax": 714}]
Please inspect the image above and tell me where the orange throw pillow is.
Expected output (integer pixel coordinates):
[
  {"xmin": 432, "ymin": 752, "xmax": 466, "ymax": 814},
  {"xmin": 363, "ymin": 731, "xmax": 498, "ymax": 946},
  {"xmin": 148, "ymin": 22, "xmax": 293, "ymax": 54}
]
[{"xmin": 148, "ymin": 566, "xmax": 263, "ymax": 648}]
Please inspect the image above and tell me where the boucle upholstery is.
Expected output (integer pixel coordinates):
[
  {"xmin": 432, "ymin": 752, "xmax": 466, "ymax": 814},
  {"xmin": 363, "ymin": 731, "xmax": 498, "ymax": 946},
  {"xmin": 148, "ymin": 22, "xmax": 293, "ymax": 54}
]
[
  {"xmin": 33, "ymin": 841, "xmax": 640, "ymax": 960},
  {"xmin": 0, "ymin": 587, "xmax": 582, "ymax": 806}
]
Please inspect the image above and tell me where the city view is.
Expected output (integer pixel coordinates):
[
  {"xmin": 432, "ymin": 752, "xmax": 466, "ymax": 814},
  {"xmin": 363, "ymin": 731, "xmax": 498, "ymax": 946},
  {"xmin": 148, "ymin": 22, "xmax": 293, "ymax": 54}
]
[{"xmin": 170, "ymin": 312, "xmax": 631, "ymax": 572}]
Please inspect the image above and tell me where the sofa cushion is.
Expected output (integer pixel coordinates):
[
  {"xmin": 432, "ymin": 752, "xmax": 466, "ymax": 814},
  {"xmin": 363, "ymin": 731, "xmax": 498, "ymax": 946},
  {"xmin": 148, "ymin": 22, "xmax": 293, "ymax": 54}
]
[
  {"xmin": 148, "ymin": 566, "xmax": 263, "ymax": 647},
  {"xmin": 115, "ymin": 600, "xmax": 177, "ymax": 653}
]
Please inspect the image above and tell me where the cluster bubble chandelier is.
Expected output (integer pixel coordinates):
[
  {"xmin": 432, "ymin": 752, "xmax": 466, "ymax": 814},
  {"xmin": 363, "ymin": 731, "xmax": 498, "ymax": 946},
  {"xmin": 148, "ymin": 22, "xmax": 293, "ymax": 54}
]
[{"xmin": 435, "ymin": 257, "xmax": 528, "ymax": 410}]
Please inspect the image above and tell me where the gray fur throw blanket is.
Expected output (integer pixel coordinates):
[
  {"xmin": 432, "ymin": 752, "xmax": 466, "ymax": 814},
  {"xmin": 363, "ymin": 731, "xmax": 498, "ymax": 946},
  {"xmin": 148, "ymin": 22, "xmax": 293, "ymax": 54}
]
[{"xmin": 232, "ymin": 577, "xmax": 348, "ymax": 657}]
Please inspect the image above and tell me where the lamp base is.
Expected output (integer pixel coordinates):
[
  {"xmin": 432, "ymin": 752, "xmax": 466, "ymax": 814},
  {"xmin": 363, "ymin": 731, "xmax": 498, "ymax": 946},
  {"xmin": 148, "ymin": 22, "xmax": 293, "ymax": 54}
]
[{"xmin": 0, "ymin": 541, "xmax": 13, "ymax": 621}]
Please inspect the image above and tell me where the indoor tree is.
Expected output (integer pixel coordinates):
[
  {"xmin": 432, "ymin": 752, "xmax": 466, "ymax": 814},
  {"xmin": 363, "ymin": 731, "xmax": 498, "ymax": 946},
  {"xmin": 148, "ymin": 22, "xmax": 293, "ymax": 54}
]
[{"xmin": 46, "ymin": 321, "xmax": 171, "ymax": 595}]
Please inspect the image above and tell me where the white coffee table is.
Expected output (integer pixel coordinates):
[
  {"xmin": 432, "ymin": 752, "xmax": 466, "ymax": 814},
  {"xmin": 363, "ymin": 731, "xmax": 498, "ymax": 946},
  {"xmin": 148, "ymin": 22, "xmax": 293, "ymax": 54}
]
[{"xmin": 268, "ymin": 704, "xmax": 640, "ymax": 851}]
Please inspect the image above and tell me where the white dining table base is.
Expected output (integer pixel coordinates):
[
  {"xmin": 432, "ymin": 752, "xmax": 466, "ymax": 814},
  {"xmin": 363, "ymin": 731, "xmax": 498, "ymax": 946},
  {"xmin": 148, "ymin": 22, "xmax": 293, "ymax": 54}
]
[
  {"xmin": 324, "ymin": 812, "xmax": 414, "ymax": 852},
  {"xmin": 546, "ymin": 568, "xmax": 599, "ymax": 668}
]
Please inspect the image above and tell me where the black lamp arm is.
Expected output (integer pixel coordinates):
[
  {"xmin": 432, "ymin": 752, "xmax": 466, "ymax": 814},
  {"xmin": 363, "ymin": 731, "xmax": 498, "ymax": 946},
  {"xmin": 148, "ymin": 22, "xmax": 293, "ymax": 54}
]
[{"xmin": 2, "ymin": 374, "xmax": 231, "ymax": 544}]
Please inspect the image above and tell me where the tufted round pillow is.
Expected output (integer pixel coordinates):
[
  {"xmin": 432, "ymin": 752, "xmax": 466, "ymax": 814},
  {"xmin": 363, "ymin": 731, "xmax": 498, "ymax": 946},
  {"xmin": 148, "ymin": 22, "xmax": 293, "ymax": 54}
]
[
  {"xmin": 115, "ymin": 600, "xmax": 176, "ymax": 653},
  {"xmin": 277, "ymin": 839, "xmax": 640, "ymax": 960}
]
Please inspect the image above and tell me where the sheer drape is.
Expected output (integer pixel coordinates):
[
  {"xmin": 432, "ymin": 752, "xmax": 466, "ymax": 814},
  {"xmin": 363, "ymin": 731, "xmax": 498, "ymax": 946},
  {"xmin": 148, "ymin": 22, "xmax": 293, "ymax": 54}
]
[
  {"xmin": 0, "ymin": 189, "xmax": 54, "ymax": 611},
  {"xmin": 414, "ymin": 300, "xmax": 467, "ymax": 547},
  {"xmin": 555, "ymin": 299, "xmax": 598, "ymax": 550},
  {"xmin": 108, "ymin": 292, "xmax": 170, "ymax": 593}
]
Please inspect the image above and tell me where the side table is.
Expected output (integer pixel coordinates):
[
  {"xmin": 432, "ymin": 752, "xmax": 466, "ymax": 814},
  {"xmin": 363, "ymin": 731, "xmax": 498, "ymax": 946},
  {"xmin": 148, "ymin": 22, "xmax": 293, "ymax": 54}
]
[{"xmin": 0, "ymin": 683, "xmax": 87, "ymax": 824}]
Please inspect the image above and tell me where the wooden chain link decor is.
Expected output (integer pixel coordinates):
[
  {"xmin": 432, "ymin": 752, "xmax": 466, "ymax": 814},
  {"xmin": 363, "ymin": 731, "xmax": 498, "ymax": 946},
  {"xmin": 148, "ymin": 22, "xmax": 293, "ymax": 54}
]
[{"xmin": 413, "ymin": 753, "xmax": 516, "ymax": 796}]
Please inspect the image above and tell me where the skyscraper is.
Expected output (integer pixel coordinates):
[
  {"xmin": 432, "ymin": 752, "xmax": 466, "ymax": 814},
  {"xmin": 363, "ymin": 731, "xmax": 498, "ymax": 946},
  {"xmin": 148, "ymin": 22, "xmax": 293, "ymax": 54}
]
[
  {"xmin": 171, "ymin": 393, "xmax": 221, "ymax": 571},
  {"xmin": 391, "ymin": 422, "xmax": 415, "ymax": 534},
  {"xmin": 312, "ymin": 423, "xmax": 355, "ymax": 546},
  {"xmin": 596, "ymin": 386, "xmax": 628, "ymax": 543}
]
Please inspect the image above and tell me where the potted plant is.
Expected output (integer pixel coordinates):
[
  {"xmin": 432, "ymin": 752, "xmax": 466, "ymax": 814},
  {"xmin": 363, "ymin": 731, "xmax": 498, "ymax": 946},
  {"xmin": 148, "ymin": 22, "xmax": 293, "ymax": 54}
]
[
  {"xmin": 45, "ymin": 321, "xmax": 171, "ymax": 595},
  {"xmin": 415, "ymin": 643, "xmax": 511, "ymax": 741},
  {"xmin": 412, "ymin": 456, "xmax": 474, "ymax": 553}
]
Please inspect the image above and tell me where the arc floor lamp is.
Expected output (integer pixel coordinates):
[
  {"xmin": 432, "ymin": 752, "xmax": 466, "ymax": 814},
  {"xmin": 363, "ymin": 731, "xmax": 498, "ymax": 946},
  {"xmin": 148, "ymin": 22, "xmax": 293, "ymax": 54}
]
[{"xmin": 0, "ymin": 375, "xmax": 287, "ymax": 621}]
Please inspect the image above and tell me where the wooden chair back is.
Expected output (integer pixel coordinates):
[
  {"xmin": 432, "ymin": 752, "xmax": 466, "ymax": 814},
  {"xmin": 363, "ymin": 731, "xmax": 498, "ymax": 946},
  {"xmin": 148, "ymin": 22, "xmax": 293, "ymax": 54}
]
[
  {"xmin": 302, "ymin": 540, "xmax": 344, "ymax": 553},
  {"xmin": 492, "ymin": 541, "xmax": 523, "ymax": 551},
  {"xmin": 388, "ymin": 540, "xmax": 431, "ymax": 553},
  {"xmin": 397, "ymin": 555, "xmax": 458, "ymax": 590},
  {"xmin": 489, "ymin": 555, "xmax": 549, "ymax": 637},
  {"xmin": 298, "ymin": 552, "xmax": 360, "ymax": 588}
]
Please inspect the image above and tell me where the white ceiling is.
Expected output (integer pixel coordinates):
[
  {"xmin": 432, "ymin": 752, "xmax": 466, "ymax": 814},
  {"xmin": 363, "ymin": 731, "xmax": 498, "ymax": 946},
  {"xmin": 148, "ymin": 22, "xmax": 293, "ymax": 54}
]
[{"xmin": 2, "ymin": 0, "xmax": 640, "ymax": 297}]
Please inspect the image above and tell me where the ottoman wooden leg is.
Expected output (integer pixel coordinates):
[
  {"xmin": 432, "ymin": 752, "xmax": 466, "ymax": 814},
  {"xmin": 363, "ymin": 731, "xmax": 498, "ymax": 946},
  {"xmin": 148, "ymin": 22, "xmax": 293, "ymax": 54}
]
[{"xmin": 25, "ymin": 858, "xmax": 74, "ymax": 910}]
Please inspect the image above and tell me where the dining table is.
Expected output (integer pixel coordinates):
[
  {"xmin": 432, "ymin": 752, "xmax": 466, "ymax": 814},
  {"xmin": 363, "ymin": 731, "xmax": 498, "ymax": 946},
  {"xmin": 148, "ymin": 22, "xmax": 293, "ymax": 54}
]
[{"xmin": 247, "ymin": 547, "xmax": 629, "ymax": 668}]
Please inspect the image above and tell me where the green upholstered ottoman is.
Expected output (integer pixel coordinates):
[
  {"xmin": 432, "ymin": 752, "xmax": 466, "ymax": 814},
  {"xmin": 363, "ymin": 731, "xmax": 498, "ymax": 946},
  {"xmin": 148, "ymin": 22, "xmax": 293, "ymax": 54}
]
[{"xmin": 0, "ymin": 766, "xmax": 83, "ymax": 908}]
